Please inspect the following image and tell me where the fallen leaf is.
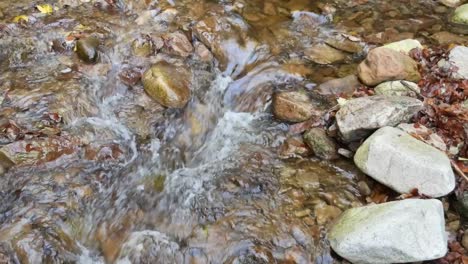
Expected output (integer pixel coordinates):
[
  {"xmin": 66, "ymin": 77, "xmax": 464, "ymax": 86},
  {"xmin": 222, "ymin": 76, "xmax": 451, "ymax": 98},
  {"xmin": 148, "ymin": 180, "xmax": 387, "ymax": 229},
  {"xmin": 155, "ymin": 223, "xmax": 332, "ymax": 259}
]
[
  {"xmin": 13, "ymin": 15, "xmax": 29, "ymax": 23},
  {"xmin": 36, "ymin": 4, "xmax": 53, "ymax": 15}
]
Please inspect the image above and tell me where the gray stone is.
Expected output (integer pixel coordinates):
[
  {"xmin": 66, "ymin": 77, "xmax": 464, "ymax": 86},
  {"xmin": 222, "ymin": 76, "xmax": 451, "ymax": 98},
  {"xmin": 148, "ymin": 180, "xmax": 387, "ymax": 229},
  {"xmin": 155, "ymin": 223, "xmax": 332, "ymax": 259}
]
[
  {"xmin": 329, "ymin": 199, "xmax": 447, "ymax": 264},
  {"xmin": 448, "ymin": 46, "xmax": 468, "ymax": 79},
  {"xmin": 303, "ymin": 128, "xmax": 338, "ymax": 160},
  {"xmin": 354, "ymin": 126, "xmax": 455, "ymax": 197},
  {"xmin": 336, "ymin": 96, "xmax": 423, "ymax": 142},
  {"xmin": 374, "ymin": 80, "xmax": 420, "ymax": 97}
]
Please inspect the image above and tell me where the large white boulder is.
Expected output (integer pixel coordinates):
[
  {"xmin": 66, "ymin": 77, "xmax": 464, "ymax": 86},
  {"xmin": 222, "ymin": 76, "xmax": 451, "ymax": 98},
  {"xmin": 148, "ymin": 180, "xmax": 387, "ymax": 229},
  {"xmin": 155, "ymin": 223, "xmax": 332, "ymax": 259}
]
[
  {"xmin": 329, "ymin": 199, "xmax": 447, "ymax": 264},
  {"xmin": 336, "ymin": 96, "xmax": 423, "ymax": 142},
  {"xmin": 354, "ymin": 126, "xmax": 455, "ymax": 197},
  {"xmin": 448, "ymin": 46, "xmax": 468, "ymax": 79}
]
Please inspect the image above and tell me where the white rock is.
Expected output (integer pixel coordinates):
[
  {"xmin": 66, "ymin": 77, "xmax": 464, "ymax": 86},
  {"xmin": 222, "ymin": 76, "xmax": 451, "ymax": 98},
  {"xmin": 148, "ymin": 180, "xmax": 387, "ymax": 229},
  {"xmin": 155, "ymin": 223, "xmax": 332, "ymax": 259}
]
[
  {"xmin": 354, "ymin": 126, "xmax": 455, "ymax": 197},
  {"xmin": 329, "ymin": 199, "xmax": 447, "ymax": 264},
  {"xmin": 448, "ymin": 46, "xmax": 468, "ymax": 79},
  {"xmin": 374, "ymin": 80, "xmax": 420, "ymax": 96},
  {"xmin": 384, "ymin": 39, "xmax": 423, "ymax": 55},
  {"xmin": 336, "ymin": 96, "xmax": 423, "ymax": 142},
  {"xmin": 397, "ymin": 123, "xmax": 447, "ymax": 151},
  {"xmin": 452, "ymin": 4, "xmax": 468, "ymax": 24},
  {"xmin": 440, "ymin": 0, "xmax": 461, "ymax": 7}
]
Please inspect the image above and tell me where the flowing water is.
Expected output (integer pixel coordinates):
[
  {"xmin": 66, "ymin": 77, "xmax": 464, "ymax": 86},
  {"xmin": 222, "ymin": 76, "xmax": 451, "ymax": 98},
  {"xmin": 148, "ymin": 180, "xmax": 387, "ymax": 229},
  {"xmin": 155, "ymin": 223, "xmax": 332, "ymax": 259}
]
[{"xmin": 0, "ymin": 0, "xmax": 459, "ymax": 263}]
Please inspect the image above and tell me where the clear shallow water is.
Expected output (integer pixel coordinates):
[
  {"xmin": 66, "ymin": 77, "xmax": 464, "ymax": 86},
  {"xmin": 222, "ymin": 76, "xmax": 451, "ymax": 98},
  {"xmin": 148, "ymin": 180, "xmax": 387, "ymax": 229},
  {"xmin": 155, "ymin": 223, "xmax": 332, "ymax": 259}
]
[{"xmin": 0, "ymin": 0, "xmax": 457, "ymax": 263}]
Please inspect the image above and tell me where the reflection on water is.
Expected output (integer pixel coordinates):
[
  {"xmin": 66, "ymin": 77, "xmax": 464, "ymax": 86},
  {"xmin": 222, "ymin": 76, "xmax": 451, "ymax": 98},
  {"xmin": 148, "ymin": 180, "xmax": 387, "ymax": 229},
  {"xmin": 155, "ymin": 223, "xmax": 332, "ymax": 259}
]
[{"xmin": 0, "ymin": 0, "xmax": 456, "ymax": 262}]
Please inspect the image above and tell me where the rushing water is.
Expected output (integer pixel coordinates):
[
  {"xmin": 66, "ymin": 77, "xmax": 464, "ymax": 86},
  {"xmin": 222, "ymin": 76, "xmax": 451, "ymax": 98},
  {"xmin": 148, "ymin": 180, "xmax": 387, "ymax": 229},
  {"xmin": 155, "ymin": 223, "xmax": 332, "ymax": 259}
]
[{"xmin": 0, "ymin": 0, "xmax": 458, "ymax": 263}]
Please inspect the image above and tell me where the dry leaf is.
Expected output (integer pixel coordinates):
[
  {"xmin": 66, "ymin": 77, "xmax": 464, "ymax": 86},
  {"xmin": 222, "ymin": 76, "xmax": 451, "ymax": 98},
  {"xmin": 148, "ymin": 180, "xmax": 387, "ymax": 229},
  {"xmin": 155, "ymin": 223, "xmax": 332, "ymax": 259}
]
[{"xmin": 37, "ymin": 4, "xmax": 53, "ymax": 14}]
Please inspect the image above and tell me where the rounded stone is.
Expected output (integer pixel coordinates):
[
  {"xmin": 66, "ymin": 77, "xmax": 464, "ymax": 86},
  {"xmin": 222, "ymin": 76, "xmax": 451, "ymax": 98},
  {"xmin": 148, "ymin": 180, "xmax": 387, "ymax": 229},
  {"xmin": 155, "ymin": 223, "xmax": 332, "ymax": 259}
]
[{"xmin": 142, "ymin": 62, "xmax": 192, "ymax": 108}]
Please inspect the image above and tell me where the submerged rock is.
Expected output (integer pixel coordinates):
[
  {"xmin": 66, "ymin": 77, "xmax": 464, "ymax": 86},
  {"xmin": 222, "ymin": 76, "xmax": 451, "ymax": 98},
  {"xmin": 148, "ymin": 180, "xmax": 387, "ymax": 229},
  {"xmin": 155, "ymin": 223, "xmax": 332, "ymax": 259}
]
[
  {"xmin": 357, "ymin": 47, "xmax": 421, "ymax": 86},
  {"xmin": 75, "ymin": 36, "xmax": 100, "ymax": 63},
  {"xmin": 384, "ymin": 39, "xmax": 422, "ymax": 54},
  {"xmin": 131, "ymin": 36, "xmax": 154, "ymax": 57},
  {"xmin": 303, "ymin": 128, "xmax": 338, "ymax": 160},
  {"xmin": 329, "ymin": 199, "xmax": 447, "ymax": 264},
  {"xmin": 304, "ymin": 43, "xmax": 346, "ymax": 64},
  {"xmin": 374, "ymin": 80, "xmax": 420, "ymax": 97},
  {"xmin": 272, "ymin": 91, "xmax": 320, "ymax": 123},
  {"xmin": 162, "ymin": 31, "xmax": 193, "ymax": 58},
  {"xmin": 193, "ymin": 14, "xmax": 262, "ymax": 77},
  {"xmin": 336, "ymin": 96, "xmax": 423, "ymax": 142},
  {"xmin": 142, "ymin": 62, "xmax": 192, "ymax": 108},
  {"xmin": 354, "ymin": 126, "xmax": 455, "ymax": 197}
]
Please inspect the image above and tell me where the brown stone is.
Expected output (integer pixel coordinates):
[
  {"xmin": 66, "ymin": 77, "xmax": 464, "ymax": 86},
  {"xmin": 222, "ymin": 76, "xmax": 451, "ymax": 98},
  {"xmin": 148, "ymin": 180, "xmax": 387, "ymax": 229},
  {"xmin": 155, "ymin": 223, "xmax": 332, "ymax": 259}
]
[
  {"xmin": 431, "ymin": 31, "xmax": 468, "ymax": 45},
  {"xmin": 162, "ymin": 31, "xmax": 193, "ymax": 57},
  {"xmin": 316, "ymin": 75, "xmax": 361, "ymax": 97},
  {"xmin": 357, "ymin": 47, "xmax": 421, "ymax": 86},
  {"xmin": 305, "ymin": 43, "xmax": 346, "ymax": 64},
  {"xmin": 272, "ymin": 91, "xmax": 320, "ymax": 123},
  {"xmin": 142, "ymin": 62, "xmax": 192, "ymax": 108}
]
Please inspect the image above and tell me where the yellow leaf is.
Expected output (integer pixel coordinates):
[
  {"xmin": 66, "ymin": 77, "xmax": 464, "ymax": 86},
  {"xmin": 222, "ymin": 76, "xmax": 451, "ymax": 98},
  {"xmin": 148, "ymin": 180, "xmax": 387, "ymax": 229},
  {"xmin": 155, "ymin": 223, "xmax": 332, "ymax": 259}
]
[
  {"xmin": 37, "ymin": 4, "xmax": 53, "ymax": 14},
  {"xmin": 13, "ymin": 15, "xmax": 29, "ymax": 23}
]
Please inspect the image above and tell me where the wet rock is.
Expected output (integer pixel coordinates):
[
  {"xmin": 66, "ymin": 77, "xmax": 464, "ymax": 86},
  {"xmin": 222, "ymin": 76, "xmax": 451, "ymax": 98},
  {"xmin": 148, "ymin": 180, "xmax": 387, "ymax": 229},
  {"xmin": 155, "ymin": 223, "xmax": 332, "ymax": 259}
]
[
  {"xmin": 0, "ymin": 137, "xmax": 79, "ymax": 169},
  {"xmin": 440, "ymin": 0, "xmax": 461, "ymax": 7},
  {"xmin": 194, "ymin": 42, "xmax": 213, "ymax": 62},
  {"xmin": 303, "ymin": 128, "xmax": 338, "ymax": 160},
  {"xmin": 163, "ymin": 31, "xmax": 193, "ymax": 58},
  {"xmin": 374, "ymin": 80, "xmax": 420, "ymax": 97},
  {"xmin": 430, "ymin": 31, "xmax": 468, "ymax": 45},
  {"xmin": 357, "ymin": 181, "xmax": 371, "ymax": 196},
  {"xmin": 456, "ymin": 191, "xmax": 468, "ymax": 218},
  {"xmin": 304, "ymin": 44, "xmax": 346, "ymax": 64},
  {"xmin": 329, "ymin": 199, "xmax": 447, "ymax": 264},
  {"xmin": 446, "ymin": 220, "xmax": 460, "ymax": 232},
  {"xmin": 397, "ymin": 123, "xmax": 447, "ymax": 151},
  {"xmin": 452, "ymin": 4, "xmax": 468, "ymax": 24},
  {"xmin": 463, "ymin": 232, "xmax": 468, "ymax": 249},
  {"xmin": 314, "ymin": 204, "xmax": 342, "ymax": 225},
  {"xmin": 447, "ymin": 46, "xmax": 468, "ymax": 79},
  {"xmin": 336, "ymin": 96, "xmax": 423, "ymax": 142},
  {"xmin": 279, "ymin": 136, "xmax": 311, "ymax": 158},
  {"xmin": 294, "ymin": 209, "xmax": 311, "ymax": 218},
  {"xmin": 354, "ymin": 126, "xmax": 455, "ymax": 197},
  {"xmin": 316, "ymin": 75, "xmax": 361, "ymax": 97},
  {"xmin": 117, "ymin": 231, "xmax": 183, "ymax": 263},
  {"xmin": 142, "ymin": 62, "xmax": 192, "ymax": 108},
  {"xmin": 325, "ymin": 37, "xmax": 364, "ymax": 53},
  {"xmin": 131, "ymin": 36, "xmax": 154, "ymax": 57},
  {"xmin": 75, "ymin": 36, "xmax": 100, "ymax": 63},
  {"xmin": 193, "ymin": 14, "xmax": 262, "ymax": 77},
  {"xmin": 384, "ymin": 39, "xmax": 422, "ymax": 54},
  {"xmin": 357, "ymin": 47, "xmax": 421, "ymax": 86},
  {"xmin": 272, "ymin": 91, "xmax": 320, "ymax": 123}
]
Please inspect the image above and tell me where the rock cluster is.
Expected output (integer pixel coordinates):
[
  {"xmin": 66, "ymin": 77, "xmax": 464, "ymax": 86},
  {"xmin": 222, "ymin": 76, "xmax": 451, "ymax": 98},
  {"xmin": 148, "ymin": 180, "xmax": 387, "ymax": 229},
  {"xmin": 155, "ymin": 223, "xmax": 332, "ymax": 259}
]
[{"xmin": 272, "ymin": 37, "xmax": 465, "ymax": 263}]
